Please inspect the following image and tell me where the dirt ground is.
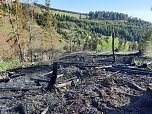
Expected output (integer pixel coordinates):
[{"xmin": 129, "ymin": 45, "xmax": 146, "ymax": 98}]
[{"xmin": 0, "ymin": 52, "xmax": 152, "ymax": 114}]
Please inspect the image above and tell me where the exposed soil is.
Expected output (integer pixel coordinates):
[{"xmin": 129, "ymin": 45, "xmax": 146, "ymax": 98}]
[{"xmin": 0, "ymin": 52, "xmax": 152, "ymax": 114}]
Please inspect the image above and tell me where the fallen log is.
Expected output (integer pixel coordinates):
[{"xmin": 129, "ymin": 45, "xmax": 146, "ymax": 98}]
[
  {"xmin": 0, "ymin": 73, "xmax": 25, "ymax": 83},
  {"xmin": 8, "ymin": 73, "xmax": 25, "ymax": 78},
  {"xmin": 108, "ymin": 65, "xmax": 152, "ymax": 75},
  {"xmin": 30, "ymin": 78, "xmax": 49, "ymax": 83},
  {"xmin": 0, "ymin": 86, "xmax": 42, "ymax": 91},
  {"xmin": 59, "ymin": 61, "xmax": 106, "ymax": 69},
  {"xmin": 41, "ymin": 107, "xmax": 49, "ymax": 114},
  {"xmin": 82, "ymin": 64, "xmax": 107, "ymax": 68},
  {"xmin": 40, "ymin": 71, "xmax": 53, "ymax": 77},
  {"xmin": 55, "ymin": 81, "xmax": 73, "ymax": 88},
  {"xmin": 95, "ymin": 65, "xmax": 112, "ymax": 69},
  {"xmin": 113, "ymin": 65, "xmax": 152, "ymax": 73},
  {"xmin": 127, "ymin": 81, "xmax": 145, "ymax": 91}
]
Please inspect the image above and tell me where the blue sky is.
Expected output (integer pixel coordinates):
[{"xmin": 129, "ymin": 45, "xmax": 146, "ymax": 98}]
[{"xmin": 38, "ymin": 0, "xmax": 152, "ymax": 22}]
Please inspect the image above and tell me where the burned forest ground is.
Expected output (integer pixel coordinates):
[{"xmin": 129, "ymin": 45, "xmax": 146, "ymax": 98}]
[{"xmin": 0, "ymin": 52, "xmax": 152, "ymax": 114}]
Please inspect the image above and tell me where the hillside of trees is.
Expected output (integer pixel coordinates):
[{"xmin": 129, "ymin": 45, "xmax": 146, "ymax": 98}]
[
  {"xmin": 0, "ymin": 2, "xmax": 152, "ymax": 64},
  {"xmin": 0, "ymin": 2, "xmax": 66, "ymax": 63},
  {"xmin": 32, "ymin": 3, "xmax": 152, "ymax": 53}
]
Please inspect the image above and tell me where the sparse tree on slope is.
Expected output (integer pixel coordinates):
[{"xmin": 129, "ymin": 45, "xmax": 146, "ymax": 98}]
[
  {"xmin": 7, "ymin": 0, "xmax": 27, "ymax": 63},
  {"xmin": 139, "ymin": 28, "xmax": 152, "ymax": 52},
  {"xmin": 138, "ymin": 8, "xmax": 152, "ymax": 53},
  {"xmin": 43, "ymin": 0, "xmax": 56, "ymax": 62}
]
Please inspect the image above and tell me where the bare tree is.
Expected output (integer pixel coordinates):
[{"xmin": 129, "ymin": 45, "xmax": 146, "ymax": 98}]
[
  {"xmin": 69, "ymin": 31, "xmax": 76, "ymax": 53},
  {"xmin": 27, "ymin": 0, "xmax": 34, "ymax": 63},
  {"xmin": 6, "ymin": 0, "xmax": 26, "ymax": 63},
  {"xmin": 43, "ymin": 0, "xmax": 57, "ymax": 63}
]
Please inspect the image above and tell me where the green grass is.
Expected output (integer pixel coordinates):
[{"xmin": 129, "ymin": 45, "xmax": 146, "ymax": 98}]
[
  {"xmin": 52, "ymin": 10, "xmax": 86, "ymax": 19},
  {"xmin": 144, "ymin": 51, "xmax": 152, "ymax": 57},
  {"xmin": 0, "ymin": 60, "xmax": 21, "ymax": 71},
  {"xmin": 115, "ymin": 51, "xmax": 138, "ymax": 54}
]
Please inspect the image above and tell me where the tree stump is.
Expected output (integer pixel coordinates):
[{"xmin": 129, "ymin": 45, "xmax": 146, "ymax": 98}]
[{"xmin": 46, "ymin": 62, "xmax": 58, "ymax": 91}]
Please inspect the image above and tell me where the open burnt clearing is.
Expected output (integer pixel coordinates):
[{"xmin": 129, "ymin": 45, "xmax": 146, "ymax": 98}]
[{"xmin": 0, "ymin": 52, "xmax": 152, "ymax": 114}]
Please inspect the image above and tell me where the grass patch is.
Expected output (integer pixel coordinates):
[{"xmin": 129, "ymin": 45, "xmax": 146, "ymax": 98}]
[
  {"xmin": 0, "ymin": 60, "xmax": 21, "ymax": 71},
  {"xmin": 116, "ymin": 51, "xmax": 138, "ymax": 54},
  {"xmin": 144, "ymin": 51, "xmax": 152, "ymax": 57},
  {"xmin": 52, "ymin": 10, "xmax": 86, "ymax": 19}
]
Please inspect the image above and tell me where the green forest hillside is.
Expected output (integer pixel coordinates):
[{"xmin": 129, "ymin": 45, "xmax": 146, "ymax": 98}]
[
  {"xmin": 34, "ymin": 4, "xmax": 152, "ymax": 52},
  {"xmin": 0, "ymin": 3, "xmax": 66, "ymax": 61},
  {"xmin": 0, "ymin": 2, "xmax": 152, "ymax": 63}
]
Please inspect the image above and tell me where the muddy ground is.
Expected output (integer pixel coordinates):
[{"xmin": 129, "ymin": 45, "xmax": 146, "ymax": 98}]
[{"xmin": 0, "ymin": 52, "xmax": 152, "ymax": 114}]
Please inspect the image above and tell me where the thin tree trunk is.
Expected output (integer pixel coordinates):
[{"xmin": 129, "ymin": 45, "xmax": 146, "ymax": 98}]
[
  {"xmin": 18, "ymin": 39, "xmax": 24, "ymax": 63},
  {"xmin": 70, "ymin": 38, "xmax": 72, "ymax": 53},
  {"xmin": 29, "ymin": 25, "xmax": 33, "ymax": 63},
  {"xmin": 50, "ymin": 35, "xmax": 54, "ymax": 63},
  {"xmin": 29, "ymin": 3, "xmax": 34, "ymax": 63},
  {"xmin": 7, "ymin": 1, "xmax": 24, "ymax": 63},
  {"xmin": 112, "ymin": 32, "xmax": 115, "ymax": 63},
  {"xmin": 16, "ymin": 17, "xmax": 24, "ymax": 63}
]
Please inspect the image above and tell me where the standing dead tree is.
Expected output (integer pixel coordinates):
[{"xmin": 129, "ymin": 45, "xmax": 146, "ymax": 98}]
[
  {"xmin": 43, "ymin": 0, "xmax": 57, "ymax": 63},
  {"xmin": 26, "ymin": 0, "xmax": 35, "ymax": 63},
  {"xmin": 112, "ymin": 32, "xmax": 115, "ymax": 63},
  {"xmin": 69, "ymin": 30, "xmax": 76, "ymax": 53},
  {"xmin": 6, "ymin": 0, "xmax": 27, "ymax": 63}
]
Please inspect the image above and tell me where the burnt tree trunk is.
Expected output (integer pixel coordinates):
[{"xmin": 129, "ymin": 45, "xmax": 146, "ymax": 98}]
[
  {"xmin": 46, "ymin": 62, "xmax": 58, "ymax": 91},
  {"xmin": 19, "ymin": 104, "xmax": 27, "ymax": 114},
  {"xmin": 112, "ymin": 32, "xmax": 115, "ymax": 63}
]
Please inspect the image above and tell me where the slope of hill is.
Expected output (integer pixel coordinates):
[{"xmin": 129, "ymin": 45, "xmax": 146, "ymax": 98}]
[
  {"xmin": 1, "ymin": 3, "xmax": 152, "ymax": 61},
  {"xmin": 33, "ymin": 4, "xmax": 152, "ymax": 52},
  {"xmin": 34, "ymin": 3, "xmax": 87, "ymax": 19},
  {"xmin": 0, "ymin": 4, "xmax": 66, "ymax": 60},
  {"xmin": 47, "ymin": 6, "xmax": 151, "ymax": 52}
]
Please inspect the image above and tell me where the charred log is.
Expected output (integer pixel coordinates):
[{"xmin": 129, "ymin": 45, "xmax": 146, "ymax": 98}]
[{"xmin": 0, "ymin": 86, "xmax": 42, "ymax": 91}]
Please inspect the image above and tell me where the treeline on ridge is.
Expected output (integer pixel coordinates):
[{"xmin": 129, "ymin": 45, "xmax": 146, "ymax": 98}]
[{"xmin": 33, "ymin": 4, "xmax": 152, "ymax": 52}]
